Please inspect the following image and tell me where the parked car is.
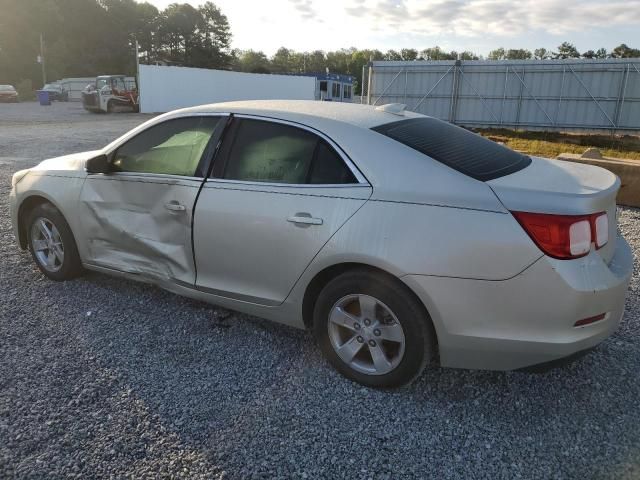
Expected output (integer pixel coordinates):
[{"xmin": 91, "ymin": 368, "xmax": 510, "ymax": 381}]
[
  {"xmin": 9, "ymin": 101, "xmax": 633, "ymax": 388},
  {"xmin": 40, "ymin": 83, "xmax": 69, "ymax": 102},
  {"xmin": 0, "ymin": 84, "xmax": 19, "ymax": 102}
]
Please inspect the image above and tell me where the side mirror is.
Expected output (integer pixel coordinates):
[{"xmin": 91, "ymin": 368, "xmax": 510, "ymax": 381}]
[{"xmin": 86, "ymin": 154, "xmax": 111, "ymax": 174}]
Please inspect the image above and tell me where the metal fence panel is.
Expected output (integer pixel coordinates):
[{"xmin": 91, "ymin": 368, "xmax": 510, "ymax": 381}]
[{"xmin": 368, "ymin": 59, "xmax": 640, "ymax": 133}]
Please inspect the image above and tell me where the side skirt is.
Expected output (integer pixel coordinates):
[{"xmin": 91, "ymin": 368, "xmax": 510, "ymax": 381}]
[{"xmin": 82, "ymin": 263, "xmax": 305, "ymax": 329}]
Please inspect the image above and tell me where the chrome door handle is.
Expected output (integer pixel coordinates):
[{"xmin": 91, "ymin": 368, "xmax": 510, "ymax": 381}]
[
  {"xmin": 165, "ymin": 202, "xmax": 186, "ymax": 212},
  {"xmin": 287, "ymin": 214, "xmax": 323, "ymax": 226}
]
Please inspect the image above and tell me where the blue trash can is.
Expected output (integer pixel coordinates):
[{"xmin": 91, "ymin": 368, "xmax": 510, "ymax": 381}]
[{"xmin": 37, "ymin": 90, "xmax": 51, "ymax": 106}]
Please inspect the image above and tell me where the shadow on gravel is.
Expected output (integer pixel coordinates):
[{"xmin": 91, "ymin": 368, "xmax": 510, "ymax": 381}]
[{"xmin": 62, "ymin": 267, "xmax": 640, "ymax": 479}]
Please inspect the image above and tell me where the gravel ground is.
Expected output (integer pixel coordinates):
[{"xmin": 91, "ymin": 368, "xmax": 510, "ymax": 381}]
[{"xmin": 1, "ymin": 103, "xmax": 640, "ymax": 479}]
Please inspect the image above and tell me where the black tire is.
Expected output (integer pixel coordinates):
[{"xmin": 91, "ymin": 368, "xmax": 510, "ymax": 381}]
[
  {"xmin": 313, "ymin": 269, "xmax": 436, "ymax": 388},
  {"xmin": 26, "ymin": 203, "xmax": 84, "ymax": 281}
]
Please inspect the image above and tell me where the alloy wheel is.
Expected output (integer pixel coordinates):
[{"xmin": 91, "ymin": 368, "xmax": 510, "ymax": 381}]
[
  {"xmin": 30, "ymin": 217, "xmax": 65, "ymax": 273},
  {"xmin": 327, "ymin": 294, "xmax": 406, "ymax": 376}
]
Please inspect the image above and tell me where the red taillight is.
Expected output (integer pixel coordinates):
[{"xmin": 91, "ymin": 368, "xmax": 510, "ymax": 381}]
[{"xmin": 511, "ymin": 211, "xmax": 608, "ymax": 260}]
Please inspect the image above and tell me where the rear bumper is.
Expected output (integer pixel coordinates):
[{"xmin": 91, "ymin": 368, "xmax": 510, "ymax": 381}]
[
  {"xmin": 518, "ymin": 347, "xmax": 595, "ymax": 373},
  {"xmin": 403, "ymin": 234, "xmax": 634, "ymax": 371}
]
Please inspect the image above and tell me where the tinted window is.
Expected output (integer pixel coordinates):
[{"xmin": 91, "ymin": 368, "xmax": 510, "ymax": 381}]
[
  {"xmin": 223, "ymin": 119, "xmax": 318, "ymax": 184},
  {"xmin": 220, "ymin": 119, "xmax": 358, "ymax": 185},
  {"xmin": 309, "ymin": 141, "xmax": 356, "ymax": 184},
  {"xmin": 332, "ymin": 83, "xmax": 341, "ymax": 98},
  {"xmin": 113, "ymin": 116, "xmax": 220, "ymax": 176},
  {"xmin": 372, "ymin": 117, "xmax": 531, "ymax": 181}
]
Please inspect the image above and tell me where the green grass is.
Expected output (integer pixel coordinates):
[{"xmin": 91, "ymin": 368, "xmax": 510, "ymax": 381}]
[{"xmin": 476, "ymin": 129, "xmax": 640, "ymax": 160}]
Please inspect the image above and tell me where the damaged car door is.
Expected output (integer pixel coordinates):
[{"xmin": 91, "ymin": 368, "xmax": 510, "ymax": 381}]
[{"xmin": 78, "ymin": 115, "xmax": 225, "ymax": 283}]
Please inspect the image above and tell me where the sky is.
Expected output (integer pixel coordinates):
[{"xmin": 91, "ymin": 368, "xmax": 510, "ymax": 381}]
[{"xmin": 145, "ymin": 0, "xmax": 640, "ymax": 56}]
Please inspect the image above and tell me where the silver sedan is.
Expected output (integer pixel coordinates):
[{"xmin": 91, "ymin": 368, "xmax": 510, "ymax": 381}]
[{"xmin": 9, "ymin": 100, "xmax": 634, "ymax": 388}]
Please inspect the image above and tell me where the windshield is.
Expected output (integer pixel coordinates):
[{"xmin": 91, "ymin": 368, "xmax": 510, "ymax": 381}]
[
  {"xmin": 43, "ymin": 84, "xmax": 58, "ymax": 90},
  {"xmin": 96, "ymin": 78, "xmax": 109, "ymax": 89},
  {"xmin": 0, "ymin": 85, "xmax": 15, "ymax": 92},
  {"xmin": 372, "ymin": 117, "xmax": 532, "ymax": 181}
]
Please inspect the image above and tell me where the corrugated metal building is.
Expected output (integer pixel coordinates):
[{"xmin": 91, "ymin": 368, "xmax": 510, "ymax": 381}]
[{"xmin": 365, "ymin": 59, "xmax": 640, "ymax": 133}]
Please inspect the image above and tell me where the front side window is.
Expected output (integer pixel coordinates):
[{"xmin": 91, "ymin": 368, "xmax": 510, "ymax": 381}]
[
  {"xmin": 112, "ymin": 116, "xmax": 221, "ymax": 176},
  {"xmin": 221, "ymin": 119, "xmax": 357, "ymax": 185}
]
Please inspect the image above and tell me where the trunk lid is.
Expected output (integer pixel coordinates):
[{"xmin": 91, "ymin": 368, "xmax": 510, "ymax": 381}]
[{"xmin": 488, "ymin": 156, "xmax": 620, "ymax": 263}]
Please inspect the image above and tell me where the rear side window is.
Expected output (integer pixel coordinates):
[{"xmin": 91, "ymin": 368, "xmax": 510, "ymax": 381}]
[
  {"xmin": 220, "ymin": 119, "xmax": 357, "ymax": 185},
  {"xmin": 372, "ymin": 117, "xmax": 531, "ymax": 181},
  {"xmin": 224, "ymin": 120, "xmax": 317, "ymax": 184},
  {"xmin": 309, "ymin": 141, "xmax": 356, "ymax": 184}
]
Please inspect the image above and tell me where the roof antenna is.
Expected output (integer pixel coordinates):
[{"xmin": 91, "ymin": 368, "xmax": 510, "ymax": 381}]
[{"xmin": 375, "ymin": 103, "xmax": 406, "ymax": 115}]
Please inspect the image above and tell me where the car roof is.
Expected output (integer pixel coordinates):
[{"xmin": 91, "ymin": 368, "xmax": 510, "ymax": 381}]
[{"xmin": 177, "ymin": 100, "xmax": 424, "ymax": 129}]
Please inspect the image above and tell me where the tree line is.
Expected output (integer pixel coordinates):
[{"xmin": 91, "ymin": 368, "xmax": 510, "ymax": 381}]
[
  {"xmin": 0, "ymin": 0, "xmax": 231, "ymax": 89},
  {"xmin": 1, "ymin": 0, "xmax": 639, "ymax": 96},
  {"xmin": 487, "ymin": 42, "xmax": 640, "ymax": 60}
]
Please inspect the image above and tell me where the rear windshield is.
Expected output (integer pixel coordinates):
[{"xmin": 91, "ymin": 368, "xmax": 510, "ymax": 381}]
[{"xmin": 372, "ymin": 117, "xmax": 531, "ymax": 181}]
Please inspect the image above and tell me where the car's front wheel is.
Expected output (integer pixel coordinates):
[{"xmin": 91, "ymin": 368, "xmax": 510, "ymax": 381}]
[
  {"xmin": 26, "ymin": 203, "xmax": 83, "ymax": 281},
  {"xmin": 313, "ymin": 270, "xmax": 436, "ymax": 388}
]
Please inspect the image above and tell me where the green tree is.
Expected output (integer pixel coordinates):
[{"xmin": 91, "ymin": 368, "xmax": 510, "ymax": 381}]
[
  {"xmin": 384, "ymin": 50, "xmax": 403, "ymax": 61},
  {"xmin": 506, "ymin": 49, "xmax": 532, "ymax": 60},
  {"xmin": 197, "ymin": 1, "xmax": 232, "ymax": 68},
  {"xmin": 488, "ymin": 47, "xmax": 506, "ymax": 60},
  {"xmin": 271, "ymin": 47, "xmax": 295, "ymax": 72},
  {"xmin": 611, "ymin": 43, "xmax": 640, "ymax": 58},
  {"xmin": 595, "ymin": 48, "xmax": 609, "ymax": 59},
  {"xmin": 459, "ymin": 51, "xmax": 479, "ymax": 60},
  {"xmin": 400, "ymin": 48, "xmax": 418, "ymax": 61},
  {"xmin": 554, "ymin": 42, "xmax": 581, "ymax": 59},
  {"xmin": 534, "ymin": 48, "xmax": 549, "ymax": 60},
  {"xmin": 231, "ymin": 49, "xmax": 270, "ymax": 73},
  {"xmin": 420, "ymin": 46, "xmax": 444, "ymax": 60},
  {"xmin": 303, "ymin": 50, "xmax": 328, "ymax": 72}
]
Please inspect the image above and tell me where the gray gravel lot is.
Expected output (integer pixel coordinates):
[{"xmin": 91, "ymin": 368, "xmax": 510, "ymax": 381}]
[{"xmin": 1, "ymin": 102, "xmax": 639, "ymax": 479}]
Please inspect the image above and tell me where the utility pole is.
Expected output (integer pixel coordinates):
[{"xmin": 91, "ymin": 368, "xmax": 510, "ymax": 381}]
[
  {"xmin": 135, "ymin": 39, "xmax": 140, "ymax": 81},
  {"xmin": 39, "ymin": 33, "xmax": 47, "ymax": 85}
]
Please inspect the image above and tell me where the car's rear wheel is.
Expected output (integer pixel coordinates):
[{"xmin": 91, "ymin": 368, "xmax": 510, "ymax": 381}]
[
  {"xmin": 26, "ymin": 203, "xmax": 83, "ymax": 281},
  {"xmin": 313, "ymin": 270, "xmax": 436, "ymax": 388}
]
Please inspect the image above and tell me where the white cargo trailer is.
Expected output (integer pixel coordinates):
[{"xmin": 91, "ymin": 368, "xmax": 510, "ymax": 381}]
[{"xmin": 138, "ymin": 65, "xmax": 316, "ymax": 114}]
